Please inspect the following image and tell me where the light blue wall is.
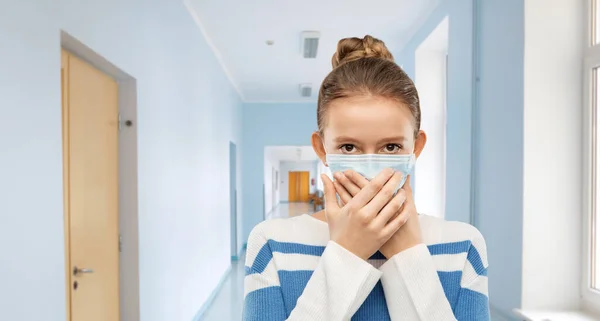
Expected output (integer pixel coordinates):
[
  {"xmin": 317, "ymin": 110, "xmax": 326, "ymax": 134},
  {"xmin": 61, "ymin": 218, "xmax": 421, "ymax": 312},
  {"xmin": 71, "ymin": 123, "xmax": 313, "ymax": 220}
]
[
  {"xmin": 242, "ymin": 103, "xmax": 316, "ymax": 242},
  {"xmin": 0, "ymin": 0, "xmax": 242, "ymax": 320},
  {"xmin": 398, "ymin": 0, "xmax": 474, "ymax": 225},
  {"xmin": 398, "ymin": 0, "xmax": 524, "ymax": 318},
  {"xmin": 475, "ymin": 0, "xmax": 524, "ymax": 318}
]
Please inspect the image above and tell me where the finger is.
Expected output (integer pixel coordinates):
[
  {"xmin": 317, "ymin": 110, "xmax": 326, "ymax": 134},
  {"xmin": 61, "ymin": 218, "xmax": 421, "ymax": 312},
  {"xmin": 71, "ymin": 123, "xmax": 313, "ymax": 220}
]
[
  {"xmin": 374, "ymin": 189, "xmax": 407, "ymax": 227},
  {"xmin": 348, "ymin": 168, "xmax": 395, "ymax": 208},
  {"xmin": 321, "ymin": 174, "xmax": 340, "ymax": 211},
  {"xmin": 335, "ymin": 171, "xmax": 361, "ymax": 196},
  {"xmin": 381, "ymin": 205, "xmax": 410, "ymax": 237},
  {"xmin": 345, "ymin": 170, "xmax": 369, "ymax": 189},
  {"xmin": 402, "ymin": 175, "xmax": 413, "ymax": 195},
  {"xmin": 333, "ymin": 180, "xmax": 353, "ymax": 205},
  {"xmin": 362, "ymin": 171, "xmax": 404, "ymax": 214}
]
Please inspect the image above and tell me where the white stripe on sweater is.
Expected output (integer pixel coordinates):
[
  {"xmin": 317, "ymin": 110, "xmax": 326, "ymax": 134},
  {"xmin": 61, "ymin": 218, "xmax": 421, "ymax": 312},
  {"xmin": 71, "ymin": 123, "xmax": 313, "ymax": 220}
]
[
  {"xmin": 272, "ymin": 252, "xmax": 321, "ymax": 272},
  {"xmin": 465, "ymin": 275, "xmax": 488, "ymax": 296},
  {"xmin": 244, "ymin": 271, "xmax": 280, "ymax": 296}
]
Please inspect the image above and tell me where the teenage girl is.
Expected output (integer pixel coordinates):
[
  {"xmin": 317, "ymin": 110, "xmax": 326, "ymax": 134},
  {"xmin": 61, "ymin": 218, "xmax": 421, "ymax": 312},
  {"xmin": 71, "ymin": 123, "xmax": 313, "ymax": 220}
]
[{"xmin": 243, "ymin": 35, "xmax": 489, "ymax": 321}]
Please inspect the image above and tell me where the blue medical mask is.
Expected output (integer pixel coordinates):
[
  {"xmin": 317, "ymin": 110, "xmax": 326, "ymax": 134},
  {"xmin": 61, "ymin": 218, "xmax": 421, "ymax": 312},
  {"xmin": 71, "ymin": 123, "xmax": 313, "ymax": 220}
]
[{"xmin": 326, "ymin": 153, "xmax": 415, "ymax": 191}]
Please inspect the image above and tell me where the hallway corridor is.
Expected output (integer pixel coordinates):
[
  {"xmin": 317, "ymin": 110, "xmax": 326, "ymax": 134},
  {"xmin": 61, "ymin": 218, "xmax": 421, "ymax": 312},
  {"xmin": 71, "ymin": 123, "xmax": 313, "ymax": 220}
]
[
  {"xmin": 265, "ymin": 202, "xmax": 316, "ymax": 220},
  {"xmin": 200, "ymin": 252, "xmax": 246, "ymax": 321},
  {"xmin": 200, "ymin": 202, "xmax": 316, "ymax": 320}
]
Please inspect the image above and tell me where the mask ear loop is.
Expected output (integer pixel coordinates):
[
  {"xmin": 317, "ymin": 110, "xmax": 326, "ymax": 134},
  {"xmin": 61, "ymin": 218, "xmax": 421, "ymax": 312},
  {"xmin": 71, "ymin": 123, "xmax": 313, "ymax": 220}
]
[{"xmin": 320, "ymin": 133, "xmax": 329, "ymax": 167}]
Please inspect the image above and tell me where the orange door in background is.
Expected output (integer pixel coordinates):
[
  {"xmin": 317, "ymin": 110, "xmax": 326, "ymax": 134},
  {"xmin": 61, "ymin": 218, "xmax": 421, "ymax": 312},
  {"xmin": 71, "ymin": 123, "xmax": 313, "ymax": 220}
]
[
  {"xmin": 288, "ymin": 171, "xmax": 310, "ymax": 202},
  {"xmin": 288, "ymin": 172, "xmax": 298, "ymax": 202},
  {"xmin": 62, "ymin": 49, "xmax": 120, "ymax": 321},
  {"xmin": 298, "ymin": 172, "xmax": 310, "ymax": 202}
]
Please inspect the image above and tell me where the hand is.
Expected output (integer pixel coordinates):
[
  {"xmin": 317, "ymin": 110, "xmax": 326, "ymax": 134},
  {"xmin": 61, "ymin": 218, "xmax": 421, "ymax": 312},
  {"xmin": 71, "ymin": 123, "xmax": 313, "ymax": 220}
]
[
  {"xmin": 320, "ymin": 169, "xmax": 409, "ymax": 260},
  {"xmin": 334, "ymin": 171, "xmax": 422, "ymax": 259}
]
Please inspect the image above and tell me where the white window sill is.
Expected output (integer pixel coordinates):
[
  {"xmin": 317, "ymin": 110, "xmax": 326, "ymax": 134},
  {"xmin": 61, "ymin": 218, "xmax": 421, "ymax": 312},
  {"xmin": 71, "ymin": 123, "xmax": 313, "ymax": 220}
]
[{"xmin": 513, "ymin": 309, "xmax": 600, "ymax": 321}]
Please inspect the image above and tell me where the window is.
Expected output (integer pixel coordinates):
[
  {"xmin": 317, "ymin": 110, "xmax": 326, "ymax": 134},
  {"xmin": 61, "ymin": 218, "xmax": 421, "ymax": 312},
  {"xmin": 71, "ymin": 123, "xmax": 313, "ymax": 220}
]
[
  {"xmin": 583, "ymin": 0, "xmax": 600, "ymax": 311},
  {"xmin": 589, "ymin": 68, "xmax": 599, "ymax": 291},
  {"xmin": 595, "ymin": 0, "xmax": 600, "ymax": 45}
]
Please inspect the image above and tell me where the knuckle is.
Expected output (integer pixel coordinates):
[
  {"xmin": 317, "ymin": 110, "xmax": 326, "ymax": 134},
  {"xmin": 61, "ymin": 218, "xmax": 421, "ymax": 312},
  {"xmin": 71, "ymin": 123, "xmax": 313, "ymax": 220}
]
[
  {"xmin": 358, "ymin": 211, "xmax": 371, "ymax": 224},
  {"xmin": 394, "ymin": 201, "xmax": 403, "ymax": 212},
  {"xmin": 372, "ymin": 180, "xmax": 384, "ymax": 191},
  {"xmin": 367, "ymin": 224, "xmax": 378, "ymax": 234},
  {"xmin": 398, "ymin": 214, "xmax": 408, "ymax": 226},
  {"xmin": 382, "ymin": 188, "xmax": 393, "ymax": 199},
  {"xmin": 360, "ymin": 211, "xmax": 370, "ymax": 221},
  {"xmin": 397, "ymin": 189, "xmax": 407, "ymax": 198}
]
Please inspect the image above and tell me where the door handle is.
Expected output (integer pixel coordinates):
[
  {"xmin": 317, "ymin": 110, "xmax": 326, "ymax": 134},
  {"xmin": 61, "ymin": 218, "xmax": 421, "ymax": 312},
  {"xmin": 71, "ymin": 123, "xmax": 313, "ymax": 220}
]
[{"xmin": 73, "ymin": 266, "xmax": 94, "ymax": 276}]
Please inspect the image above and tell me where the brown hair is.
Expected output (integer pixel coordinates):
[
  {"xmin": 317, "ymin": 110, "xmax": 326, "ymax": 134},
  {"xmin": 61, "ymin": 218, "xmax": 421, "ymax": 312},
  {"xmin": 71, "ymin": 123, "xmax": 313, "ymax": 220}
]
[{"xmin": 317, "ymin": 35, "xmax": 421, "ymax": 137}]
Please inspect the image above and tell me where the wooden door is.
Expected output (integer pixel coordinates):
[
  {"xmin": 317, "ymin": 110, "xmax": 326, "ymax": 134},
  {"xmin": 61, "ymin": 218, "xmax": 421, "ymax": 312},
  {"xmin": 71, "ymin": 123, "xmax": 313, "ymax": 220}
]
[
  {"xmin": 299, "ymin": 172, "xmax": 310, "ymax": 202},
  {"xmin": 62, "ymin": 49, "xmax": 120, "ymax": 321},
  {"xmin": 288, "ymin": 171, "xmax": 310, "ymax": 202},
  {"xmin": 288, "ymin": 172, "xmax": 298, "ymax": 202}
]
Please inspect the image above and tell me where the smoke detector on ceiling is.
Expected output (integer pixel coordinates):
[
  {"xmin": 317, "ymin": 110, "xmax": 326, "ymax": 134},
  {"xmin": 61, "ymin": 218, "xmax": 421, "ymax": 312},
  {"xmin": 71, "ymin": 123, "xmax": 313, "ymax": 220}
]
[
  {"xmin": 299, "ymin": 84, "xmax": 312, "ymax": 97},
  {"xmin": 301, "ymin": 31, "xmax": 320, "ymax": 58}
]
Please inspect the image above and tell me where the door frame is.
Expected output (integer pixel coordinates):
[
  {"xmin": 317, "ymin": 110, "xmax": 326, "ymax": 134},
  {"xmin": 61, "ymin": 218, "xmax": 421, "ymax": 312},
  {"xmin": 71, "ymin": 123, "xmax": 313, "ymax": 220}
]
[
  {"xmin": 229, "ymin": 141, "xmax": 238, "ymax": 260},
  {"xmin": 61, "ymin": 31, "xmax": 140, "ymax": 321},
  {"xmin": 272, "ymin": 169, "xmax": 277, "ymax": 210}
]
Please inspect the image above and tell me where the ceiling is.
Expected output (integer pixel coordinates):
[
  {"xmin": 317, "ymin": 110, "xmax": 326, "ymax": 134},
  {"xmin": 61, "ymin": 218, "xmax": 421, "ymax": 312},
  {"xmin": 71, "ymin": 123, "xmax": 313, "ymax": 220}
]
[
  {"xmin": 187, "ymin": 0, "xmax": 441, "ymax": 102},
  {"xmin": 265, "ymin": 146, "xmax": 318, "ymax": 162}
]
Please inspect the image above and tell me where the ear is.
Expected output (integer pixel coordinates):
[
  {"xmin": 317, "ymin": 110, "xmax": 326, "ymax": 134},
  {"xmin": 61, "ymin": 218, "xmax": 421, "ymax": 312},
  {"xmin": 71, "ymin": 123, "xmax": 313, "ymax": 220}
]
[
  {"xmin": 311, "ymin": 131, "xmax": 328, "ymax": 166},
  {"xmin": 413, "ymin": 130, "xmax": 427, "ymax": 158}
]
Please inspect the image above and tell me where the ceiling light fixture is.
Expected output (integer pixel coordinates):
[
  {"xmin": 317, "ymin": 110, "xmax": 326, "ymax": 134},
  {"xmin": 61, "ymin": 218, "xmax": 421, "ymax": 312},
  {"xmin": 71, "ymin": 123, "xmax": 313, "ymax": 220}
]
[{"xmin": 299, "ymin": 84, "xmax": 312, "ymax": 97}]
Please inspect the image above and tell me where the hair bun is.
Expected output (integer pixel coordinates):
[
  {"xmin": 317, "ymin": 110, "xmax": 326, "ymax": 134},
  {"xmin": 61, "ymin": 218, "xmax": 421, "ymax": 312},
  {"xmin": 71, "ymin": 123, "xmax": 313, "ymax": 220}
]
[{"xmin": 332, "ymin": 35, "xmax": 394, "ymax": 69}]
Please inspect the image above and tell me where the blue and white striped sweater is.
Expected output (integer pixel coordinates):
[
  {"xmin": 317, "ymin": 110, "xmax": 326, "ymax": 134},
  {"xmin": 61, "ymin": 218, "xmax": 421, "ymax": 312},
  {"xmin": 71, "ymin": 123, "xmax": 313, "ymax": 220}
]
[{"xmin": 243, "ymin": 214, "xmax": 489, "ymax": 320}]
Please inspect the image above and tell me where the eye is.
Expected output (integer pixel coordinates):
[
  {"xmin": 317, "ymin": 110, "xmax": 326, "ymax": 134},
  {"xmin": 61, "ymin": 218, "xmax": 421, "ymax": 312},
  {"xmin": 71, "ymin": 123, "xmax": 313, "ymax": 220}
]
[
  {"xmin": 383, "ymin": 144, "xmax": 402, "ymax": 153},
  {"xmin": 339, "ymin": 144, "xmax": 357, "ymax": 154}
]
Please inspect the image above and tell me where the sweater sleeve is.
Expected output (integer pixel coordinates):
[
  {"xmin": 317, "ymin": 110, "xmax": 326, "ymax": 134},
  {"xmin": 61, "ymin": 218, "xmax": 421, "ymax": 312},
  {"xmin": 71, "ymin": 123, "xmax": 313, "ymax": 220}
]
[
  {"xmin": 378, "ymin": 231, "xmax": 489, "ymax": 321},
  {"xmin": 243, "ymin": 225, "xmax": 382, "ymax": 321}
]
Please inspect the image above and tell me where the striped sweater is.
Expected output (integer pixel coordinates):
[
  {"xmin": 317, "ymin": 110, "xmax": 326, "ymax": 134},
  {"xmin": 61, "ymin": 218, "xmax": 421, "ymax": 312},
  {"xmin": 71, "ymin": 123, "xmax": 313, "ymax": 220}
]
[{"xmin": 243, "ymin": 214, "xmax": 489, "ymax": 321}]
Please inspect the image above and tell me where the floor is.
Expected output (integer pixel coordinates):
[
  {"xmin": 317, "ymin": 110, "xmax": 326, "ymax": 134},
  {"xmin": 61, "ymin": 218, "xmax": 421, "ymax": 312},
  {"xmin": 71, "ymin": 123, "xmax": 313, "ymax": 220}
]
[
  {"xmin": 265, "ymin": 201, "xmax": 316, "ymax": 220},
  {"xmin": 200, "ymin": 202, "xmax": 316, "ymax": 321},
  {"xmin": 200, "ymin": 252, "xmax": 246, "ymax": 321}
]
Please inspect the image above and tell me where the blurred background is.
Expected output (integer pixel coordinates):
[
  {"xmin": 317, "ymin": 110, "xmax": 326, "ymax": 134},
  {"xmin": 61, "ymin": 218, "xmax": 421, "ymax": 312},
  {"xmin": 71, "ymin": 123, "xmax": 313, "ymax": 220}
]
[{"xmin": 0, "ymin": 0, "xmax": 598, "ymax": 320}]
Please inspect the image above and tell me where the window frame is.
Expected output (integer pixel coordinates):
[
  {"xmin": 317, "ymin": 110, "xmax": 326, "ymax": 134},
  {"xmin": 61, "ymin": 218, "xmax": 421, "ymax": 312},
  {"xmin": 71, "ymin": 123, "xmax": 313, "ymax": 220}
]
[{"xmin": 582, "ymin": 0, "xmax": 600, "ymax": 314}]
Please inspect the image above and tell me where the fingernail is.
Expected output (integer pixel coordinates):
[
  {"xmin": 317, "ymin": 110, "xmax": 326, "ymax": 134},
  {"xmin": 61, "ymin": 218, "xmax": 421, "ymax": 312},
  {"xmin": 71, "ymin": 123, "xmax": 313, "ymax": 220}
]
[{"xmin": 334, "ymin": 172, "xmax": 342, "ymax": 179}]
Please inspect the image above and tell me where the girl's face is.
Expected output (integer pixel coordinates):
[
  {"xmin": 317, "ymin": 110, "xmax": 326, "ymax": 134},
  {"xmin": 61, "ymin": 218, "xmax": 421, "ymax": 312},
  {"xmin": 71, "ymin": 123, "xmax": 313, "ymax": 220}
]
[{"xmin": 312, "ymin": 96, "xmax": 427, "ymax": 163}]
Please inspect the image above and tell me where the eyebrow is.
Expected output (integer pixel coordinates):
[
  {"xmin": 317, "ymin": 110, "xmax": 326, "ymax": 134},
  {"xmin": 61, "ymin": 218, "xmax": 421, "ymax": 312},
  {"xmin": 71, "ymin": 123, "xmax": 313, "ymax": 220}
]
[
  {"xmin": 332, "ymin": 136, "xmax": 407, "ymax": 144},
  {"xmin": 376, "ymin": 136, "xmax": 407, "ymax": 144},
  {"xmin": 332, "ymin": 136, "xmax": 361, "ymax": 144}
]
